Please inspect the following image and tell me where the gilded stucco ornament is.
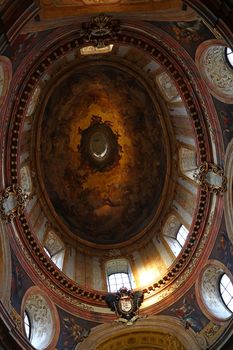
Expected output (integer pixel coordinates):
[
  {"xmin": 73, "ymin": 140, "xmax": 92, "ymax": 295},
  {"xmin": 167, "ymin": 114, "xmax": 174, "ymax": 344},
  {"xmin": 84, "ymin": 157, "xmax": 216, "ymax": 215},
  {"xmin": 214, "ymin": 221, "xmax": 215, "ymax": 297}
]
[
  {"xmin": 105, "ymin": 287, "xmax": 144, "ymax": 325},
  {"xmin": 194, "ymin": 162, "xmax": 227, "ymax": 194},
  {"xmin": 80, "ymin": 14, "xmax": 120, "ymax": 48},
  {"xmin": 0, "ymin": 185, "xmax": 28, "ymax": 222}
]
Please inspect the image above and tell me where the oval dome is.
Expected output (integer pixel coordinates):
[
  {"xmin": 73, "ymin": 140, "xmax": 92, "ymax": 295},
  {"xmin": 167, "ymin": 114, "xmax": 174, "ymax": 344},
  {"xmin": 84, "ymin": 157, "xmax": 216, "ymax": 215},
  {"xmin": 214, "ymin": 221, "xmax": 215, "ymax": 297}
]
[{"xmin": 39, "ymin": 65, "xmax": 167, "ymax": 244}]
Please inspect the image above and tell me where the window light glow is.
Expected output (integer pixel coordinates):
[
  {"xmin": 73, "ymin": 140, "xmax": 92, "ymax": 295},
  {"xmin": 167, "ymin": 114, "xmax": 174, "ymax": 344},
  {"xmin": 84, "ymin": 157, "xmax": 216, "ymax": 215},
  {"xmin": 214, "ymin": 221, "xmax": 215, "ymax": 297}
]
[
  {"xmin": 43, "ymin": 246, "xmax": 64, "ymax": 270},
  {"xmin": 24, "ymin": 310, "xmax": 31, "ymax": 340},
  {"xmin": 176, "ymin": 225, "xmax": 189, "ymax": 247},
  {"xmin": 138, "ymin": 268, "xmax": 160, "ymax": 286},
  {"xmin": 108, "ymin": 272, "xmax": 132, "ymax": 293},
  {"xmin": 220, "ymin": 274, "xmax": 233, "ymax": 312},
  {"xmin": 226, "ymin": 47, "xmax": 233, "ymax": 67}
]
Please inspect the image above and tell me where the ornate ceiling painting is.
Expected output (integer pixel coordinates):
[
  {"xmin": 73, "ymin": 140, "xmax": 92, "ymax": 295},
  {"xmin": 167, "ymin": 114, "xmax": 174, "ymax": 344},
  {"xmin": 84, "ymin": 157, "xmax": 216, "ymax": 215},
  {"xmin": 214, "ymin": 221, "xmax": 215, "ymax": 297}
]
[
  {"xmin": 39, "ymin": 65, "xmax": 166, "ymax": 244},
  {"xmin": 0, "ymin": 1, "xmax": 233, "ymax": 350}
]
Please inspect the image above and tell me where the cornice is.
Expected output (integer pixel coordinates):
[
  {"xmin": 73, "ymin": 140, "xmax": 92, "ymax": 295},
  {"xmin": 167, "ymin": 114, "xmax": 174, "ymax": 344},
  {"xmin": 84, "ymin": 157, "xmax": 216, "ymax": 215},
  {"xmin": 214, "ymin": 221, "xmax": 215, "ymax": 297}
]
[{"xmin": 1, "ymin": 19, "xmax": 225, "ymax": 318}]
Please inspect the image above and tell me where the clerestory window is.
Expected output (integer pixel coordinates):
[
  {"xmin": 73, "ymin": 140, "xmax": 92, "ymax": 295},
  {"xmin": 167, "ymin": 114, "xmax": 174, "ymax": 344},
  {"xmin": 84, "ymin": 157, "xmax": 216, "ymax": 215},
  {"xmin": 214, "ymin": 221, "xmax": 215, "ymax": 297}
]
[
  {"xmin": 23, "ymin": 310, "xmax": 31, "ymax": 341},
  {"xmin": 225, "ymin": 47, "xmax": 233, "ymax": 68},
  {"xmin": 164, "ymin": 224, "xmax": 189, "ymax": 257},
  {"xmin": 43, "ymin": 230, "xmax": 65, "ymax": 270},
  {"xmin": 220, "ymin": 273, "xmax": 233, "ymax": 312},
  {"xmin": 106, "ymin": 259, "xmax": 136, "ymax": 293}
]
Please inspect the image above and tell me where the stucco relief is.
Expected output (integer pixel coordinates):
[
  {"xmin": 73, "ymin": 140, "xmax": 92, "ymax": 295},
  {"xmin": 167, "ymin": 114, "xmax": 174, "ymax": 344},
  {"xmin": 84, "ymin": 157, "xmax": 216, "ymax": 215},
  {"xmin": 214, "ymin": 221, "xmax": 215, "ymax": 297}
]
[
  {"xmin": 202, "ymin": 46, "xmax": 233, "ymax": 94},
  {"xmin": 0, "ymin": 185, "xmax": 29, "ymax": 222},
  {"xmin": 196, "ymin": 261, "xmax": 232, "ymax": 322},
  {"xmin": 25, "ymin": 293, "xmax": 54, "ymax": 350},
  {"xmin": 45, "ymin": 230, "xmax": 64, "ymax": 255},
  {"xmin": 162, "ymin": 214, "xmax": 180, "ymax": 239},
  {"xmin": 196, "ymin": 41, "xmax": 233, "ymax": 103}
]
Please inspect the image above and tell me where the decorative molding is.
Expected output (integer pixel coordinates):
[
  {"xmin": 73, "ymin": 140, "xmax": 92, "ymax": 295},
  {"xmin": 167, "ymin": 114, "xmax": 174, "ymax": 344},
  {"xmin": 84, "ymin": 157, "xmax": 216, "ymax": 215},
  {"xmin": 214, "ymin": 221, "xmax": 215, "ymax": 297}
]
[
  {"xmin": 77, "ymin": 316, "xmax": 205, "ymax": 350},
  {"xmin": 203, "ymin": 46, "xmax": 233, "ymax": 94},
  {"xmin": 0, "ymin": 185, "xmax": 28, "ymax": 222},
  {"xmin": 196, "ymin": 40, "xmax": 233, "ymax": 104},
  {"xmin": 195, "ymin": 260, "xmax": 233, "ymax": 323},
  {"xmin": 10, "ymin": 308, "xmax": 22, "ymax": 333},
  {"xmin": 105, "ymin": 287, "xmax": 144, "ymax": 325},
  {"xmin": 6, "ymin": 20, "xmax": 222, "ymax": 310},
  {"xmin": 21, "ymin": 286, "xmax": 60, "ymax": 350},
  {"xmin": 80, "ymin": 14, "xmax": 120, "ymax": 48},
  {"xmin": 194, "ymin": 162, "xmax": 227, "ymax": 194}
]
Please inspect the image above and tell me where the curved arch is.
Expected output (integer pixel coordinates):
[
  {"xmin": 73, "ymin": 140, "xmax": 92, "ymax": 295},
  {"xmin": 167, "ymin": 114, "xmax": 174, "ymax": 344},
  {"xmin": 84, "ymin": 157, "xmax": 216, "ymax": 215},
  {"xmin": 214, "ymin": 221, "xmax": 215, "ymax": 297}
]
[
  {"xmin": 21, "ymin": 286, "xmax": 60, "ymax": 350},
  {"xmin": 105, "ymin": 258, "xmax": 136, "ymax": 292},
  {"xmin": 77, "ymin": 316, "xmax": 206, "ymax": 350},
  {"xmin": 196, "ymin": 39, "xmax": 233, "ymax": 104},
  {"xmin": 195, "ymin": 260, "xmax": 233, "ymax": 323},
  {"xmin": 224, "ymin": 138, "xmax": 233, "ymax": 245}
]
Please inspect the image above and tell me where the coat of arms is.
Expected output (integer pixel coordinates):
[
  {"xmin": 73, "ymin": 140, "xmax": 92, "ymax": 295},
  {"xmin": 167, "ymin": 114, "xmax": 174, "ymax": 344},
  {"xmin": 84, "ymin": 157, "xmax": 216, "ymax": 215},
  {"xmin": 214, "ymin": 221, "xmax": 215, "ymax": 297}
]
[{"xmin": 105, "ymin": 287, "xmax": 144, "ymax": 325}]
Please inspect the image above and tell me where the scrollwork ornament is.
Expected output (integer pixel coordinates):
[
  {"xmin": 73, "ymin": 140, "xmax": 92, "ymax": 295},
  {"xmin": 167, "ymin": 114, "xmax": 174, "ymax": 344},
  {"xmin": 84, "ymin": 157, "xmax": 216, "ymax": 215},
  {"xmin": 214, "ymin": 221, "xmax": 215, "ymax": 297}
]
[
  {"xmin": 194, "ymin": 162, "xmax": 227, "ymax": 194},
  {"xmin": 79, "ymin": 14, "xmax": 120, "ymax": 48},
  {"xmin": 0, "ymin": 185, "xmax": 28, "ymax": 222}
]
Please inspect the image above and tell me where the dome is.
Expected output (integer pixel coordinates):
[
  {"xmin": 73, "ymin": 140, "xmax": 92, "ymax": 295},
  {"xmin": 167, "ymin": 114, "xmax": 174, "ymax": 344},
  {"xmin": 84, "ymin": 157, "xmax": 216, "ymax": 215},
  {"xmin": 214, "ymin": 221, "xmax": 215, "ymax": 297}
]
[
  {"xmin": 39, "ymin": 64, "xmax": 167, "ymax": 244},
  {"xmin": 0, "ymin": 1, "xmax": 233, "ymax": 350}
]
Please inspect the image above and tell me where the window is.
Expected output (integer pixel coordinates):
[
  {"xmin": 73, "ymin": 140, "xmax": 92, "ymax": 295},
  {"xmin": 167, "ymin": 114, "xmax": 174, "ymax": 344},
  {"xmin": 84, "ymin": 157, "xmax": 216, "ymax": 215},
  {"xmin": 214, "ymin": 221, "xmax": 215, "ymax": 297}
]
[
  {"xmin": 24, "ymin": 292, "xmax": 55, "ymax": 349},
  {"xmin": 225, "ymin": 47, "xmax": 233, "ymax": 68},
  {"xmin": 176, "ymin": 225, "xmax": 189, "ymax": 247},
  {"xmin": 164, "ymin": 221, "xmax": 189, "ymax": 257},
  {"xmin": 24, "ymin": 310, "xmax": 31, "ymax": 340},
  {"xmin": 197, "ymin": 262, "xmax": 232, "ymax": 321},
  {"xmin": 43, "ymin": 230, "xmax": 65, "ymax": 270},
  {"xmin": 43, "ymin": 247, "xmax": 51, "ymax": 258},
  {"xmin": 106, "ymin": 259, "xmax": 136, "ymax": 293},
  {"xmin": 220, "ymin": 274, "xmax": 233, "ymax": 312},
  {"xmin": 108, "ymin": 273, "xmax": 132, "ymax": 293},
  {"xmin": 179, "ymin": 147, "xmax": 197, "ymax": 180}
]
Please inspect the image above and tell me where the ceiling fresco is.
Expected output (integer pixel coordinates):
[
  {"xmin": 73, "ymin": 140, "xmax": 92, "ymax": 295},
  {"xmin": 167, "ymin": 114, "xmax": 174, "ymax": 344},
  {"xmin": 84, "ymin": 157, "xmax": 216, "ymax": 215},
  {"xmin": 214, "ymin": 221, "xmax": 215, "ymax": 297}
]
[{"xmin": 40, "ymin": 65, "xmax": 167, "ymax": 244}]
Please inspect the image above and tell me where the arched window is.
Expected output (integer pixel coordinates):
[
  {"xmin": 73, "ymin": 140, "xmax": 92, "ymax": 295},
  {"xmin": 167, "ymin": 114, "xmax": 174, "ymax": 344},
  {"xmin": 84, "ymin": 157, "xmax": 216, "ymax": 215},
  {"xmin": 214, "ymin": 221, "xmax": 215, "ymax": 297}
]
[
  {"xmin": 176, "ymin": 224, "xmax": 189, "ymax": 248},
  {"xmin": 220, "ymin": 273, "xmax": 233, "ymax": 312},
  {"xmin": 196, "ymin": 42, "xmax": 233, "ymax": 103},
  {"xmin": 225, "ymin": 47, "xmax": 233, "ymax": 68},
  {"xmin": 23, "ymin": 310, "xmax": 31, "ymax": 340},
  {"xmin": 43, "ymin": 230, "xmax": 65, "ymax": 270},
  {"xmin": 22, "ymin": 288, "xmax": 59, "ymax": 350},
  {"xmin": 179, "ymin": 147, "xmax": 197, "ymax": 180},
  {"xmin": 163, "ymin": 215, "xmax": 189, "ymax": 257},
  {"xmin": 196, "ymin": 261, "xmax": 233, "ymax": 321},
  {"xmin": 106, "ymin": 259, "xmax": 136, "ymax": 292}
]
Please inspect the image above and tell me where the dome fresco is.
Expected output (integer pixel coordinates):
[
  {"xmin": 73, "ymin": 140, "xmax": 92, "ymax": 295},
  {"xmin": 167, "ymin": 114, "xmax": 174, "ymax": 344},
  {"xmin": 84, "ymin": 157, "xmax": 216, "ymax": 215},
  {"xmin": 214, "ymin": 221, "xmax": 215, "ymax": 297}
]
[{"xmin": 40, "ymin": 65, "xmax": 167, "ymax": 244}]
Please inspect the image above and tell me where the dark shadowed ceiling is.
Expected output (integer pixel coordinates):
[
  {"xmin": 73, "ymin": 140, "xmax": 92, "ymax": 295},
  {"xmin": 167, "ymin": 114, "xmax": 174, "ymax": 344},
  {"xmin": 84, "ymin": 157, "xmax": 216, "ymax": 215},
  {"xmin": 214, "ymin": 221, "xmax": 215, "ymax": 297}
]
[{"xmin": 40, "ymin": 64, "xmax": 167, "ymax": 244}]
